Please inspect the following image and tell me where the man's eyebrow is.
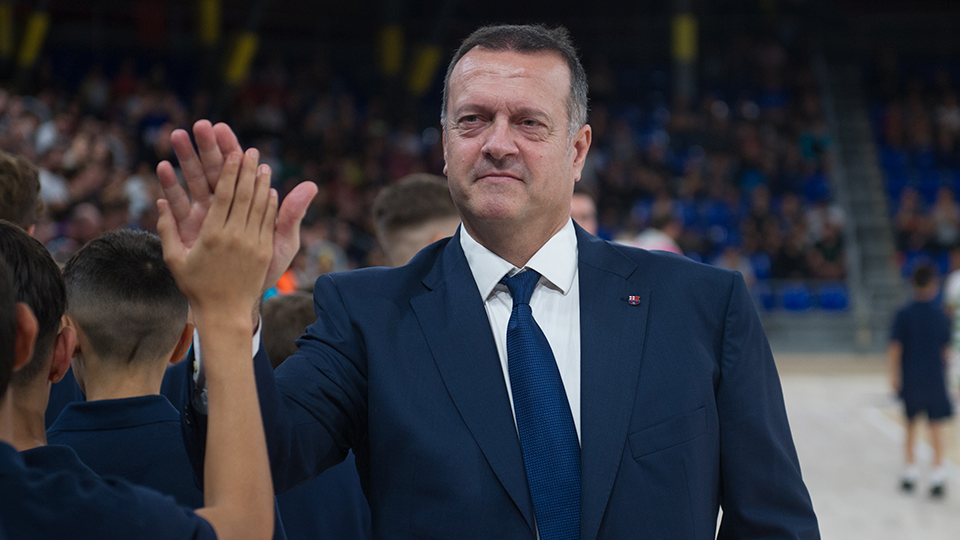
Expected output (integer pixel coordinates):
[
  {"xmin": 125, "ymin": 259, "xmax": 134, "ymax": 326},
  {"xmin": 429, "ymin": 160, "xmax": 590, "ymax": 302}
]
[
  {"xmin": 511, "ymin": 107, "xmax": 550, "ymax": 122},
  {"xmin": 451, "ymin": 104, "xmax": 551, "ymax": 121}
]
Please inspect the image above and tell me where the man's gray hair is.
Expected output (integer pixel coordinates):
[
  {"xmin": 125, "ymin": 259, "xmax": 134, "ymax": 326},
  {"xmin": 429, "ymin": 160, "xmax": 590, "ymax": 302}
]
[{"xmin": 441, "ymin": 24, "xmax": 589, "ymax": 139}]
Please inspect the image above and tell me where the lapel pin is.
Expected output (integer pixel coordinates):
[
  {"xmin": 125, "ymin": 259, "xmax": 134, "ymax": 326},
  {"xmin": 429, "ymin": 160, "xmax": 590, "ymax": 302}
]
[{"xmin": 623, "ymin": 295, "xmax": 642, "ymax": 306}]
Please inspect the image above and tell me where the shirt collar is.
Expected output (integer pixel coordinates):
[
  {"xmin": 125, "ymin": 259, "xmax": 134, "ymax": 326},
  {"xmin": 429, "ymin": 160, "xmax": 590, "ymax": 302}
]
[{"xmin": 460, "ymin": 218, "xmax": 579, "ymax": 301}]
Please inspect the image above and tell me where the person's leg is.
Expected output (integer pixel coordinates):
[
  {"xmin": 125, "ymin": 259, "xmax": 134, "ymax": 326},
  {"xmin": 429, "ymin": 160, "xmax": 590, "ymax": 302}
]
[
  {"xmin": 928, "ymin": 416, "xmax": 948, "ymax": 497},
  {"xmin": 902, "ymin": 415, "xmax": 918, "ymax": 492},
  {"xmin": 930, "ymin": 420, "xmax": 945, "ymax": 468}
]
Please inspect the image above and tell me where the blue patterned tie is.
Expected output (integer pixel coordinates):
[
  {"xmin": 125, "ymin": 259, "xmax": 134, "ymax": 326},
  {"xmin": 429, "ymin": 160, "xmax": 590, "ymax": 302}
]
[{"xmin": 501, "ymin": 270, "xmax": 580, "ymax": 540}]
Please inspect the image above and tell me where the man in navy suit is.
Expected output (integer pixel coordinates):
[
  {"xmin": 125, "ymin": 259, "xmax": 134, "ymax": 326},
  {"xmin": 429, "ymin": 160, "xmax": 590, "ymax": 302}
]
[{"xmin": 163, "ymin": 24, "xmax": 819, "ymax": 540}]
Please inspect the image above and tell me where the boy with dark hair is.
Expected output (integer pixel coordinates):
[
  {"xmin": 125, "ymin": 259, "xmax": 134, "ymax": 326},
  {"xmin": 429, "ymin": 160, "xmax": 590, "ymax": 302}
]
[
  {"xmin": 0, "ymin": 220, "xmax": 75, "ymax": 451},
  {"xmin": 889, "ymin": 263, "xmax": 953, "ymax": 497},
  {"xmin": 0, "ymin": 150, "xmax": 42, "ymax": 233},
  {"xmin": 0, "ymin": 148, "xmax": 278, "ymax": 539},
  {"xmin": 371, "ymin": 173, "xmax": 460, "ymax": 267},
  {"xmin": 47, "ymin": 228, "xmax": 201, "ymax": 507}
]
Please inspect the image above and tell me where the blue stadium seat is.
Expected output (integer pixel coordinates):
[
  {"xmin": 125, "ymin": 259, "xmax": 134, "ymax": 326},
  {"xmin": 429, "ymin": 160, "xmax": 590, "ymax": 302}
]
[
  {"xmin": 818, "ymin": 284, "xmax": 849, "ymax": 311},
  {"xmin": 918, "ymin": 169, "xmax": 943, "ymax": 204},
  {"xmin": 880, "ymin": 145, "xmax": 908, "ymax": 174},
  {"xmin": 750, "ymin": 252, "xmax": 772, "ymax": 281},
  {"xmin": 753, "ymin": 282, "xmax": 776, "ymax": 311},
  {"xmin": 781, "ymin": 283, "xmax": 813, "ymax": 311}
]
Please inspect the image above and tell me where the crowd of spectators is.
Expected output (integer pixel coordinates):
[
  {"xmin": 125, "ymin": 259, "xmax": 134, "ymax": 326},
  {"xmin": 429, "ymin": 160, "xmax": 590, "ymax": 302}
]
[
  {"xmin": 586, "ymin": 29, "xmax": 846, "ymax": 294},
  {"xmin": 869, "ymin": 53, "xmax": 960, "ymax": 276},
  {"xmin": 2, "ymin": 28, "xmax": 846, "ymax": 310}
]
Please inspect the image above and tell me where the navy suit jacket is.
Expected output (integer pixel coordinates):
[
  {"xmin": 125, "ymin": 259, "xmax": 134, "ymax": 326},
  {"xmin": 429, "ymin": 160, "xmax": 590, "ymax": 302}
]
[{"xmin": 183, "ymin": 225, "xmax": 818, "ymax": 539}]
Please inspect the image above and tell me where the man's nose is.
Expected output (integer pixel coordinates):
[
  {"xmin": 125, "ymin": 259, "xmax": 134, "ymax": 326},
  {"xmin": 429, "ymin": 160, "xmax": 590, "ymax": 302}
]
[{"xmin": 481, "ymin": 117, "xmax": 518, "ymax": 161}]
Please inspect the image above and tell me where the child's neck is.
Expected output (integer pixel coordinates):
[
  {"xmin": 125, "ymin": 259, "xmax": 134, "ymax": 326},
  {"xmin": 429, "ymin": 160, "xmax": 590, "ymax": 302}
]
[
  {"xmin": 79, "ymin": 358, "xmax": 167, "ymax": 402},
  {"xmin": 11, "ymin": 382, "xmax": 50, "ymax": 450},
  {"xmin": 0, "ymin": 391, "xmax": 18, "ymax": 449}
]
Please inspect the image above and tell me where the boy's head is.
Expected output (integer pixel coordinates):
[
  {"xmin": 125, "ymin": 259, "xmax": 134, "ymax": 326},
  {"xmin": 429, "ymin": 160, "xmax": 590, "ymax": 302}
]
[
  {"xmin": 0, "ymin": 255, "xmax": 17, "ymax": 400},
  {"xmin": 0, "ymin": 254, "xmax": 39, "ymax": 403},
  {"xmin": 0, "ymin": 220, "xmax": 72, "ymax": 390},
  {"xmin": 63, "ymin": 230, "xmax": 188, "ymax": 370},
  {"xmin": 0, "ymin": 151, "xmax": 42, "ymax": 233},
  {"xmin": 261, "ymin": 291, "xmax": 315, "ymax": 369},
  {"xmin": 372, "ymin": 174, "xmax": 460, "ymax": 267},
  {"xmin": 911, "ymin": 264, "xmax": 939, "ymax": 300}
]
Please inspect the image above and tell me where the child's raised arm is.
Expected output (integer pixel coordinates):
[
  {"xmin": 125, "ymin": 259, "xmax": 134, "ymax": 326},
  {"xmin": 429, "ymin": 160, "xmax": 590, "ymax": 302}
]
[{"xmin": 158, "ymin": 148, "xmax": 276, "ymax": 540}]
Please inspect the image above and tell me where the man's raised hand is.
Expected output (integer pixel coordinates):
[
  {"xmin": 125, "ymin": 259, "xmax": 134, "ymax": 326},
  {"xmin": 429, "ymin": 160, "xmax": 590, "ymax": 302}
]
[
  {"xmin": 156, "ymin": 120, "xmax": 318, "ymax": 293},
  {"xmin": 157, "ymin": 148, "xmax": 276, "ymax": 324}
]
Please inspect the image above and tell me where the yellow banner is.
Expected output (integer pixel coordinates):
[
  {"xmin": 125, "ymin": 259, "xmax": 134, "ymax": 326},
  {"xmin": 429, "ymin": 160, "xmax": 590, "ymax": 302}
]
[
  {"xmin": 379, "ymin": 25, "xmax": 404, "ymax": 77},
  {"xmin": 0, "ymin": 3, "xmax": 13, "ymax": 59},
  {"xmin": 671, "ymin": 14, "xmax": 698, "ymax": 63},
  {"xmin": 17, "ymin": 11, "xmax": 49, "ymax": 68},
  {"xmin": 408, "ymin": 44, "xmax": 442, "ymax": 96},
  {"xmin": 225, "ymin": 32, "xmax": 258, "ymax": 85},
  {"xmin": 199, "ymin": 0, "xmax": 221, "ymax": 46}
]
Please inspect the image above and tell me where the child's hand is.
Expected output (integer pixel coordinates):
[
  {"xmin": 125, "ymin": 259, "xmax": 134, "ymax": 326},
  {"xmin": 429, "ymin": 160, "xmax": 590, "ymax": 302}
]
[{"xmin": 157, "ymin": 148, "xmax": 277, "ymax": 329}]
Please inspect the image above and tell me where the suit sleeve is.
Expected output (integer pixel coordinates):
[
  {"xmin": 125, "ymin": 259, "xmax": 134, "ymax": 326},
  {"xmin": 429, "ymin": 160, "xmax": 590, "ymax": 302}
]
[
  {"xmin": 181, "ymin": 273, "xmax": 367, "ymax": 495},
  {"xmin": 715, "ymin": 274, "xmax": 820, "ymax": 540}
]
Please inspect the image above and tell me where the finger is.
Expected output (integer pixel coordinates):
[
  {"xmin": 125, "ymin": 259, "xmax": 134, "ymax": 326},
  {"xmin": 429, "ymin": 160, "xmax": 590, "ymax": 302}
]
[
  {"xmin": 195, "ymin": 120, "xmax": 226, "ymax": 190},
  {"xmin": 249, "ymin": 164, "xmax": 272, "ymax": 230},
  {"xmin": 208, "ymin": 151, "xmax": 242, "ymax": 230},
  {"xmin": 171, "ymin": 128, "xmax": 213, "ymax": 205},
  {"xmin": 276, "ymin": 181, "xmax": 319, "ymax": 241},
  {"xmin": 261, "ymin": 189, "xmax": 279, "ymax": 245},
  {"xmin": 157, "ymin": 161, "xmax": 191, "ymax": 222},
  {"xmin": 213, "ymin": 122, "xmax": 242, "ymax": 157},
  {"xmin": 156, "ymin": 199, "xmax": 186, "ymax": 271},
  {"xmin": 230, "ymin": 148, "xmax": 260, "ymax": 228}
]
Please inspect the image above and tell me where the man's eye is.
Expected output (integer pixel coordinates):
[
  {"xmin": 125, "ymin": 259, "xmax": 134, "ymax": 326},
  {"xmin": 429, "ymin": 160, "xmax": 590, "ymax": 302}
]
[
  {"xmin": 521, "ymin": 119, "xmax": 541, "ymax": 127},
  {"xmin": 460, "ymin": 115, "xmax": 481, "ymax": 124}
]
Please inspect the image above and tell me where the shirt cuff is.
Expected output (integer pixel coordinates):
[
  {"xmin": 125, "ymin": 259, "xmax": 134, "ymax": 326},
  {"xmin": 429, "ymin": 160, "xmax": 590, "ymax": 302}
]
[{"xmin": 191, "ymin": 318, "xmax": 262, "ymax": 414}]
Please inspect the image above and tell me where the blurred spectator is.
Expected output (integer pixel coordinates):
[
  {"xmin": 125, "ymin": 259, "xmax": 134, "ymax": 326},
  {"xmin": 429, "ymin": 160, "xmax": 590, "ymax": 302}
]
[
  {"xmin": 571, "ymin": 191, "xmax": 598, "ymax": 235},
  {"xmin": 713, "ymin": 244, "xmax": 757, "ymax": 290},
  {"xmin": 894, "ymin": 187, "xmax": 931, "ymax": 253},
  {"xmin": 930, "ymin": 186, "xmax": 960, "ymax": 252},
  {"xmin": 371, "ymin": 173, "xmax": 459, "ymax": 267},
  {"xmin": 0, "ymin": 149, "xmax": 42, "ymax": 233},
  {"xmin": 633, "ymin": 212, "xmax": 683, "ymax": 255}
]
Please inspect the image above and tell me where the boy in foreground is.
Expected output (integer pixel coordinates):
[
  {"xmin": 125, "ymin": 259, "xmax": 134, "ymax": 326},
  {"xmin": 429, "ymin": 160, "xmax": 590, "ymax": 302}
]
[
  {"xmin": 0, "ymin": 149, "xmax": 278, "ymax": 538},
  {"xmin": 46, "ymin": 229, "xmax": 201, "ymax": 508}
]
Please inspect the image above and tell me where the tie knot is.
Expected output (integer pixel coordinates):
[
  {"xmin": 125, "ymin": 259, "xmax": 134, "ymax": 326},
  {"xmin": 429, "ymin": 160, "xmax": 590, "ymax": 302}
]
[{"xmin": 500, "ymin": 269, "xmax": 541, "ymax": 306}]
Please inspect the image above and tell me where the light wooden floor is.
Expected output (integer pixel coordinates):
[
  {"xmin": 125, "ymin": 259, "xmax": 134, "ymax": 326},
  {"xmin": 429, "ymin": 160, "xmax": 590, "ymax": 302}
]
[{"xmin": 776, "ymin": 353, "xmax": 960, "ymax": 540}]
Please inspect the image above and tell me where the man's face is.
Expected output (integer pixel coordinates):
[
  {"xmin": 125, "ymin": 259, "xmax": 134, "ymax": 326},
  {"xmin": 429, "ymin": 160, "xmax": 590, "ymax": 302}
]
[{"xmin": 443, "ymin": 48, "xmax": 591, "ymax": 237}]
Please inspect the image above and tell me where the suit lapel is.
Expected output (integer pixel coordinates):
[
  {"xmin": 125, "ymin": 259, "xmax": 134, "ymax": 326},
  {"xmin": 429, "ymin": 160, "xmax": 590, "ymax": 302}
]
[
  {"xmin": 577, "ymin": 227, "xmax": 649, "ymax": 540},
  {"xmin": 410, "ymin": 232, "xmax": 536, "ymax": 533}
]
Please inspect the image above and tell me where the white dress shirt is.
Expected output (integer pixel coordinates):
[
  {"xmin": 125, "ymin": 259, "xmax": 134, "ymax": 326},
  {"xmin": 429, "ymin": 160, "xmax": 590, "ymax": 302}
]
[{"xmin": 460, "ymin": 219, "xmax": 582, "ymax": 441}]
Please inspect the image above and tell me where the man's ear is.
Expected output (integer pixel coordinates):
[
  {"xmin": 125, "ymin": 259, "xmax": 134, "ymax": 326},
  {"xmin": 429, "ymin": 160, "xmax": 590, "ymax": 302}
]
[
  {"xmin": 169, "ymin": 323, "xmax": 194, "ymax": 365},
  {"xmin": 441, "ymin": 122, "xmax": 449, "ymax": 177},
  {"xmin": 13, "ymin": 303, "xmax": 38, "ymax": 372},
  {"xmin": 570, "ymin": 124, "xmax": 592, "ymax": 182},
  {"xmin": 48, "ymin": 325, "xmax": 77, "ymax": 384}
]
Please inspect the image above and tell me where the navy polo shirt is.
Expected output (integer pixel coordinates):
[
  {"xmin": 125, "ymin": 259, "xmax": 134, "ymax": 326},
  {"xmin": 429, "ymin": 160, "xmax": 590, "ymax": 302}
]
[
  {"xmin": 20, "ymin": 443, "xmax": 96, "ymax": 475},
  {"xmin": 46, "ymin": 361, "xmax": 191, "ymax": 429},
  {"xmin": 0, "ymin": 442, "xmax": 215, "ymax": 539},
  {"xmin": 45, "ymin": 366, "xmax": 85, "ymax": 428},
  {"xmin": 891, "ymin": 300, "xmax": 952, "ymax": 406},
  {"xmin": 47, "ymin": 394, "xmax": 204, "ymax": 508}
]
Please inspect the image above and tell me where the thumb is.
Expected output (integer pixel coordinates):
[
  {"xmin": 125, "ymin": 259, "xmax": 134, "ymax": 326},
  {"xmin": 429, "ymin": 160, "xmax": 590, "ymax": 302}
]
[
  {"xmin": 276, "ymin": 181, "xmax": 318, "ymax": 239},
  {"xmin": 157, "ymin": 199, "xmax": 187, "ymax": 270}
]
